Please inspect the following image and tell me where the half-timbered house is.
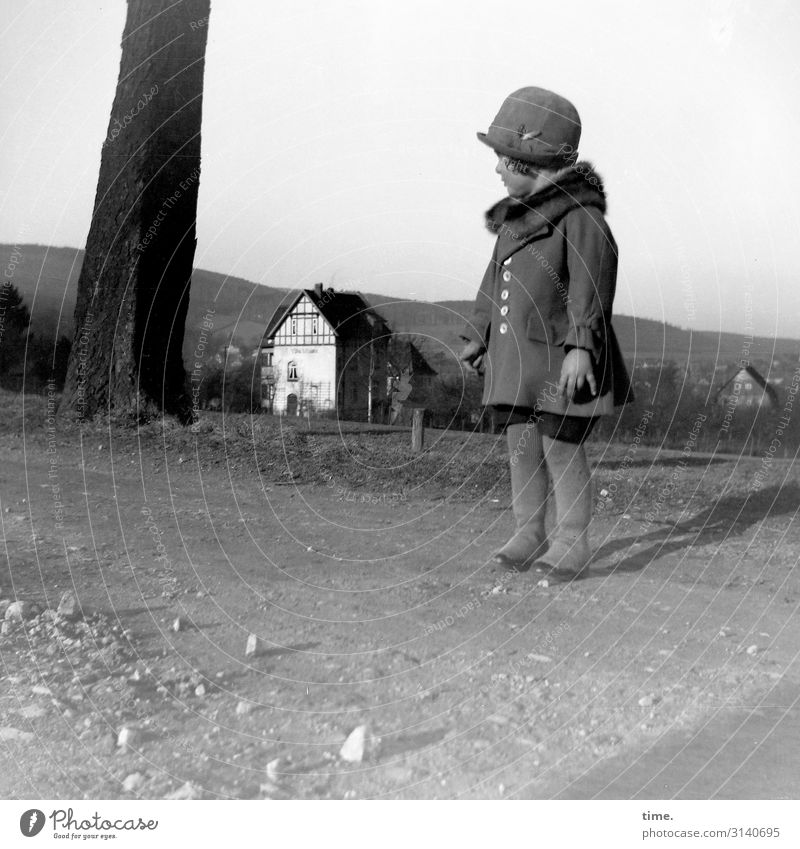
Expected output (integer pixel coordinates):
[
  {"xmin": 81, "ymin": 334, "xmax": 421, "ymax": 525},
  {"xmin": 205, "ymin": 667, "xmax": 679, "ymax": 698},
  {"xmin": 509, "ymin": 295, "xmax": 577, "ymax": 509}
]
[{"xmin": 259, "ymin": 284, "xmax": 390, "ymax": 421}]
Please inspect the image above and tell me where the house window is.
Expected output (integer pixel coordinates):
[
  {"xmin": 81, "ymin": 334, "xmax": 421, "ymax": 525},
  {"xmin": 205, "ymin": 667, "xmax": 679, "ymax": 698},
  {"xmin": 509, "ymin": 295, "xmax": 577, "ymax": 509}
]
[
  {"xmin": 291, "ymin": 318, "xmax": 297, "ymax": 335},
  {"xmin": 264, "ymin": 352, "xmax": 274, "ymax": 366},
  {"xmin": 287, "ymin": 361, "xmax": 299, "ymax": 381},
  {"xmin": 312, "ymin": 317, "xmax": 318, "ymax": 334}
]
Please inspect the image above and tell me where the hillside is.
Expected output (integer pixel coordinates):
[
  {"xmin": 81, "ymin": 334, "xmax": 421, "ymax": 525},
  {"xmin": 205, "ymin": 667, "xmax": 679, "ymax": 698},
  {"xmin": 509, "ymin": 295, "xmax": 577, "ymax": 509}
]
[
  {"xmin": 3, "ymin": 244, "xmax": 797, "ymax": 377},
  {"xmin": 1, "ymin": 244, "xmax": 293, "ymax": 365}
]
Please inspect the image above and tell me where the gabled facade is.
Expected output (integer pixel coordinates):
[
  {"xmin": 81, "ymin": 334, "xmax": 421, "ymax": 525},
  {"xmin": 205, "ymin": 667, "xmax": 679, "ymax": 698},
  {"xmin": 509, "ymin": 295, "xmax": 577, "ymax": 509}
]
[
  {"xmin": 716, "ymin": 364, "xmax": 779, "ymax": 409},
  {"xmin": 259, "ymin": 284, "xmax": 390, "ymax": 421}
]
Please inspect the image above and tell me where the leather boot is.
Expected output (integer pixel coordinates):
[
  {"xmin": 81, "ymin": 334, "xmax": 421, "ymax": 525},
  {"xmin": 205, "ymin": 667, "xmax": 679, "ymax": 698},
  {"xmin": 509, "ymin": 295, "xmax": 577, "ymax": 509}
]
[
  {"xmin": 534, "ymin": 436, "xmax": 592, "ymax": 580},
  {"xmin": 492, "ymin": 423, "xmax": 548, "ymax": 571}
]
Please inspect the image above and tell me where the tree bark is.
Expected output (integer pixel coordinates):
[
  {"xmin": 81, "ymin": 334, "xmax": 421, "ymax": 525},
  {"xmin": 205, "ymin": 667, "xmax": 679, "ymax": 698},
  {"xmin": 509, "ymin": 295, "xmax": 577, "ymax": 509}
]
[{"xmin": 60, "ymin": 0, "xmax": 210, "ymax": 422}]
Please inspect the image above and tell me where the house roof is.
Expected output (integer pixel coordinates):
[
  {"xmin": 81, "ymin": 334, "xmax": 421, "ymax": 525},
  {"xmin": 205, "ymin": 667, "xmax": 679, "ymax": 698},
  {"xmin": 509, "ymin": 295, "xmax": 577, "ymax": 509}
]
[
  {"xmin": 716, "ymin": 364, "xmax": 779, "ymax": 403},
  {"xmin": 261, "ymin": 302, "xmax": 293, "ymax": 342},
  {"xmin": 388, "ymin": 340, "xmax": 437, "ymax": 376},
  {"xmin": 261, "ymin": 286, "xmax": 389, "ymax": 343}
]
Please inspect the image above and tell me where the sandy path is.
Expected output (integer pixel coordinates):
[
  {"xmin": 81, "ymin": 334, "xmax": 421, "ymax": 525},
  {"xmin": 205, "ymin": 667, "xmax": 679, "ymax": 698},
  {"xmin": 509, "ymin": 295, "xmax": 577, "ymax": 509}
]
[{"xmin": 1, "ymin": 427, "xmax": 798, "ymax": 799}]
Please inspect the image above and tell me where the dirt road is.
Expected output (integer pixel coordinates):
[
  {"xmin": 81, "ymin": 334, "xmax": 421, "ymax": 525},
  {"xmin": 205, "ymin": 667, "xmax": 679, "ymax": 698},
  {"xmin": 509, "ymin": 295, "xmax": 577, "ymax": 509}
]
[{"xmin": 1, "ymin": 405, "xmax": 798, "ymax": 799}]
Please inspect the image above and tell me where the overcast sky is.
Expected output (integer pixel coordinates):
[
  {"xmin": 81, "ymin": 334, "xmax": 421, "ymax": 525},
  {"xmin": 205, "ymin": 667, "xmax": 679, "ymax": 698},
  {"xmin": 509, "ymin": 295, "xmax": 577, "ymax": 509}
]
[{"xmin": 2, "ymin": 0, "xmax": 799, "ymax": 337}]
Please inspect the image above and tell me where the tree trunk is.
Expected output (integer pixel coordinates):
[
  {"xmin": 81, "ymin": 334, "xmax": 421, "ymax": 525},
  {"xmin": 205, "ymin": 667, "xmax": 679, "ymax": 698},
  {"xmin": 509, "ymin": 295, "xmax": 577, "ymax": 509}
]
[{"xmin": 59, "ymin": 0, "xmax": 210, "ymax": 422}]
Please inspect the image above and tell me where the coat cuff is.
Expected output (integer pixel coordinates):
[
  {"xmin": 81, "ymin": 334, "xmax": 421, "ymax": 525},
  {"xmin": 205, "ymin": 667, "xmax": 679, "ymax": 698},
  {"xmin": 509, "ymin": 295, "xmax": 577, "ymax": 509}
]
[{"xmin": 564, "ymin": 324, "xmax": 601, "ymax": 360}]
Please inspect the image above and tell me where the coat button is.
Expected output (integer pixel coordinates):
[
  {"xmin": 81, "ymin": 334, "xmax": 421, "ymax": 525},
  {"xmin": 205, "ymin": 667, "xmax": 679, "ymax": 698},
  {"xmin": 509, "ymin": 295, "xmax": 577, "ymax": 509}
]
[
  {"xmin": 499, "ymin": 322, "xmax": 508, "ymax": 334},
  {"xmin": 500, "ymin": 305, "xmax": 509, "ymax": 316},
  {"xmin": 500, "ymin": 289, "xmax": 509, "ymax": 301},
  {"xmin": 502, "ymin": 270, "xmax": 512, "ymax": 282}
]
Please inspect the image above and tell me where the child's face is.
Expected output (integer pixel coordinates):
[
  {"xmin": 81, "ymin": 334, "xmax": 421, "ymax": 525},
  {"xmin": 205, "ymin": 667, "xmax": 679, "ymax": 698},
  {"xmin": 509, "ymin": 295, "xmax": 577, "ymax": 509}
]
[{"xmin": 495, "ymin": 155, "xmax": 540, "ymax": 199}]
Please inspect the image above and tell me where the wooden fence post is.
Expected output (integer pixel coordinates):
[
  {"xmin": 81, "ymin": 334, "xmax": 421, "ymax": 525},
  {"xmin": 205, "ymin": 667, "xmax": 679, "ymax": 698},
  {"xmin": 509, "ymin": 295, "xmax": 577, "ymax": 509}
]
[{"xmin": 412, "ymin": 408, "xmax": 425, "ymax": 452}]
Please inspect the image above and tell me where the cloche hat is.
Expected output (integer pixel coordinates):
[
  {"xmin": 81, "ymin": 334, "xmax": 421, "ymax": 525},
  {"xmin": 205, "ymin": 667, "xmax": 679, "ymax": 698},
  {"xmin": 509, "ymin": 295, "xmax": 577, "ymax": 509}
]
[{"xmin": 477, "ymin": 86, "xmax": 581, "ymax": 167}]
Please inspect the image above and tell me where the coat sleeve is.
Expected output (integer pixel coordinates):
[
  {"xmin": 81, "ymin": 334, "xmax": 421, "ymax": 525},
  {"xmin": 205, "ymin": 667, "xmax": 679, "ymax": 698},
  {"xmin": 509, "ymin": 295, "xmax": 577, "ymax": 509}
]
[
  {"xmin": 459, "ymin": 241, "xmax": 497, "ymax": 349},
  {"xmin": 563, "ymin": 206, "xmax": 618, "ymax": 360}
]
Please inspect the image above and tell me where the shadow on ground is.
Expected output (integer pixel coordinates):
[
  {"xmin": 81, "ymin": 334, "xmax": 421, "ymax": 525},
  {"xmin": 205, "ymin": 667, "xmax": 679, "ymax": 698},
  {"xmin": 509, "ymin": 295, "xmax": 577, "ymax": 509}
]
[
  {"xmin": 594, "ymin": 456, "xmax": 727, "ymax": 469},
  {"xmin": 593, "ymin": 482, "xmax": 800, "ymax": 575}
]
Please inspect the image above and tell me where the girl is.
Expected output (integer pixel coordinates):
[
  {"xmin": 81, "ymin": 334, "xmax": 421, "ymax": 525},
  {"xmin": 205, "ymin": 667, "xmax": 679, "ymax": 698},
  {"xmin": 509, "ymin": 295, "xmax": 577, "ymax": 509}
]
[{"xmin": 460, "ymin": 86, "xmax": 631, "ymax": 580}]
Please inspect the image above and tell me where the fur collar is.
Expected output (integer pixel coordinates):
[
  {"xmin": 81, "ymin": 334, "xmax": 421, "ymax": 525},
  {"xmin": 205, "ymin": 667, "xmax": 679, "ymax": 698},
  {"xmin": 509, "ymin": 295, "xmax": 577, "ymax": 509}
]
[{"xmin": 486, "ymin": 161, "xmax": 607, "ymax": 238}]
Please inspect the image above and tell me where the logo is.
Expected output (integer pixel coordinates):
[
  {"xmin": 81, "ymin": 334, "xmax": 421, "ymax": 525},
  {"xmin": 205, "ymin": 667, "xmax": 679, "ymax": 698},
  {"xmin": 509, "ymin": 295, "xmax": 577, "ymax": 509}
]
[{"xmin": 19, "ymin": 809, "xmax": 46, "ymax": 837}]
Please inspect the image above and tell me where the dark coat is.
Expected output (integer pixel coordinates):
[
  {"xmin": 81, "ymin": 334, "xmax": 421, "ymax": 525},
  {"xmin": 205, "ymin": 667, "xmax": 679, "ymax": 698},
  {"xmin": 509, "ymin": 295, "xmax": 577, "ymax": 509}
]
[{"xmin": 461, "ymin": 162, "xmax": 632, "ymax": 417}]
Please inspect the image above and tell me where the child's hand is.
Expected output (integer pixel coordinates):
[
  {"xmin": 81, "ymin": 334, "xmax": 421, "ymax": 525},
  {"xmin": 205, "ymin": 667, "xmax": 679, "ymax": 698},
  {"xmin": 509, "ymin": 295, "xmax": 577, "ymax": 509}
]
[
  {"xmin": 558, "ymin": 348, "xmax": 597, "ymax": 399},
  {"xmin": 459, "ymin": 340, "xmax": 486, "ymax": 373}
]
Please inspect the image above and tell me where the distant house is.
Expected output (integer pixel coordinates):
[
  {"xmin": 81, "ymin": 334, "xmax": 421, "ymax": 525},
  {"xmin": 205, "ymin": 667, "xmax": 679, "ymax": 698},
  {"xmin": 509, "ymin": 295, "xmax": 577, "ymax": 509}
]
[
  {"xmin": 716, "ymin": 364, "xmax": 779, "ymax": 409},
  {"xmin": 259, "ymin": 284, "xmax": 391, "ymax": 421}
]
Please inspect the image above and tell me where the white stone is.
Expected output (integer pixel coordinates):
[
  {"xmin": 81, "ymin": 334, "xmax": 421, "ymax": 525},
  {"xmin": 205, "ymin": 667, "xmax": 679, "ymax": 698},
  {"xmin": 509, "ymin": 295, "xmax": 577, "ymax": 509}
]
[
  {"xmin": 339, "ymin": 725, "xmax": 368, "ymax": 763},
  {"xmin": 0, "ymin": 726, "xmax": 35, "ymax": 743},
  {"xmin": 259, "ymin": 781, "xmax": 282, "ymax": 798},
  {"xmin": 5, "ymin": 601, "xmax": 40, "ymax": 622},
  {"xmin": 116, "ymin": 726, "xmax": 143, "ymax": 751},
  {"xmin": 245, "ymin": 634, "xmax": 262, "ymax": 658},
  {"xmin": 122, "ymin": 772, "xmax": 145, "ymax": 792},
  {"xmin": 57, "ymin": 591, "xmax": 82, "ymax": 621},
  {"xmin": 166, "ymin": 781, "xmax": 202, "ymax": 800},
  {"xmin": 266, "ymin": 758, "xmax": 281, "ymax": 783}
]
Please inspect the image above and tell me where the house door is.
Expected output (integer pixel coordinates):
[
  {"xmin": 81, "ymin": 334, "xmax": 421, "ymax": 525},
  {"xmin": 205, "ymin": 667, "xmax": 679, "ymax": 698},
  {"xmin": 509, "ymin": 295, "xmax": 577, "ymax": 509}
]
[{"xmin": 286, "ymin": 393, "xmax": 298, "ymax": 416}]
